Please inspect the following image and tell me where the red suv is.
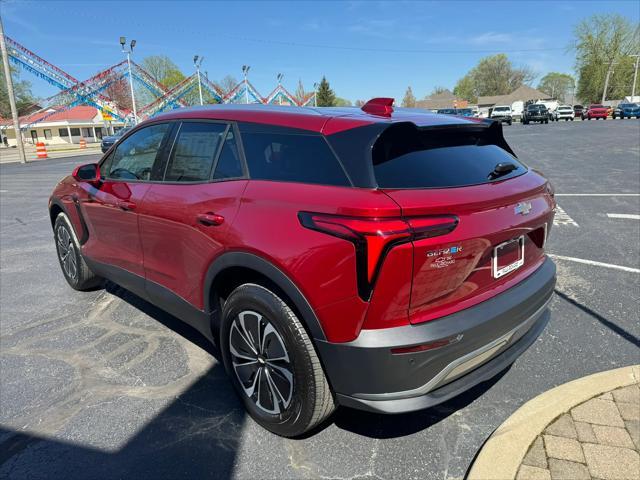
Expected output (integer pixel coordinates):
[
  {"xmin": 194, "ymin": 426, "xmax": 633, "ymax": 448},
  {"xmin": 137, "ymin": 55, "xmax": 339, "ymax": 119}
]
[{"xmin": 49, "ymin": 99, "xmax": 556, "ymax": 437}]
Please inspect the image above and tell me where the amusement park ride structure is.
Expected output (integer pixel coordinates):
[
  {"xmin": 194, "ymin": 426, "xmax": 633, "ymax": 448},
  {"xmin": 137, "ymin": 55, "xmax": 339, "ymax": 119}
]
[{"xmin": 5, "ymin": 36, "xmax": 317, "ymax": 128}]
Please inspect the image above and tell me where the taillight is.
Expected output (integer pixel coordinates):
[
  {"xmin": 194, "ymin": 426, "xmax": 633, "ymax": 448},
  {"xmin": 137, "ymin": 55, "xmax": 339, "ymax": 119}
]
[{"xmin": 298, "ymin": 212, "xmax": 458, "ymax": 300}]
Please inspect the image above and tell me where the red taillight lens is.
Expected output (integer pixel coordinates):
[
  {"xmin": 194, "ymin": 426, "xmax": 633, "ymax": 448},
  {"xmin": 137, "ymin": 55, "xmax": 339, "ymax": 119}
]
[{"xmin": 298, "ymin": 212, "xmax": 458, "ymax": 300}]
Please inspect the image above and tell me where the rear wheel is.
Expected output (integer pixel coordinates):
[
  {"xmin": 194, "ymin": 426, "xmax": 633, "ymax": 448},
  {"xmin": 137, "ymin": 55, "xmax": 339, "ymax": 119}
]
[
  {"xmin": 220, "ymin": 283, "xmax": 335, "ymax": 437},
  {"xmin": 54, "ymin": 213, "xmax": 101, "ymax": 290}
]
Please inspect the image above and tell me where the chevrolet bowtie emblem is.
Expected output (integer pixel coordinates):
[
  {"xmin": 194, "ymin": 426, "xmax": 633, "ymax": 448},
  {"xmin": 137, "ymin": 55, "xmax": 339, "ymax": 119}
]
[{"xmin": 514, "ymin": 202, "xmax": 532, "ymax": 215}]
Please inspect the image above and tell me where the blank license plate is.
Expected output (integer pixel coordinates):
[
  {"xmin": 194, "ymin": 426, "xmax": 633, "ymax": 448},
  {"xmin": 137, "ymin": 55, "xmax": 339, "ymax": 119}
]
[{"xmin": 492, "ymin": 236, "xmax": 525, "ymax": 278}]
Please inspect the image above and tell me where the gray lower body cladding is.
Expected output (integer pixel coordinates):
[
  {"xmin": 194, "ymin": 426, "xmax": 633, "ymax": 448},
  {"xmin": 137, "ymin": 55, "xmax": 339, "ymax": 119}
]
[{"xmin": 316, "ymin": 258, "xmax": 556, "ymax": 414}]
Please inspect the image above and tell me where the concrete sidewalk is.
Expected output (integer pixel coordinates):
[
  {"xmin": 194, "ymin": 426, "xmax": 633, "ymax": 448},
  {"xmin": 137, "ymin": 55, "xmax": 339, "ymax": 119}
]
[
  {"xmin": 469, "ymin": 366, "xmax": 640, "ymax": 480},
  {"xmin": 0, "ymin": 145, "xmax": 102, "ymax": 164}
]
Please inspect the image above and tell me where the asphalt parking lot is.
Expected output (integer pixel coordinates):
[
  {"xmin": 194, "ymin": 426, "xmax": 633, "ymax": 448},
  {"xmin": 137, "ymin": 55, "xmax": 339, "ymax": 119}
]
[{"xmin": 0, "ymin": 119, "xmax": 638, "ymax": 479}]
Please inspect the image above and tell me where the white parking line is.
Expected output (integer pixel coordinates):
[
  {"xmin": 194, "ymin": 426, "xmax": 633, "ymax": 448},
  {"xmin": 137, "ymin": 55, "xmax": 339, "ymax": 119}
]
[
  {"xmin": 554, "ymin": 205, "xmax": 579, "ymax": 226},
  {"xmin": 549, "ymin": 254, "xmax": 640, "ymax": 274},
  {"xmin": 555, "ymin": 194, "xmax": 640, "ymax": 197},
  {"xmin": 607, "ymin": 213, "xmax": 640, "ymax": 220}
]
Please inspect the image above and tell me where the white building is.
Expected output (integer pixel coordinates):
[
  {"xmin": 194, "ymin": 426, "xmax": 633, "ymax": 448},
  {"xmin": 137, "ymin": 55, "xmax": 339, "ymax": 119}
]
[{"xmin": 0, "ymin": 105, "xmax": 124, "ymax": 147}]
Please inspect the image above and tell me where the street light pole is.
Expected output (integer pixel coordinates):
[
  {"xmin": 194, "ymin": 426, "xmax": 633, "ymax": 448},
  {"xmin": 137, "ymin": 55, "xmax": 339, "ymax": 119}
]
[
  {"xmin": 194, "ymin": 55, "xmax": 204, "ymax": 106},
  {"xmin": 631, "ymin": 54, "xmax": 640, "ymax": 100},
  {"xmin": 242, "ymin": 65, "xmax": 250, "ymax": 104},
  {"xmin": 120, "ymin": 37, "xmax": 138, "ymax": 124},
  {"xmin": 0, "ymin": 15, "xmax": 27, "ymax": 163}
]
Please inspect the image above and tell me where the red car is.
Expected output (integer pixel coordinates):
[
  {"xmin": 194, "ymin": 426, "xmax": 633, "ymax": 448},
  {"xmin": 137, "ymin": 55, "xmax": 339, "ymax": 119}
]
[
  {"xmin": 49, "ymin": 99, "xmax": 556, "ymax": 437},
  {"xmin": 582, "ymin": 104, "xmax": 608, "ymax": 120}
]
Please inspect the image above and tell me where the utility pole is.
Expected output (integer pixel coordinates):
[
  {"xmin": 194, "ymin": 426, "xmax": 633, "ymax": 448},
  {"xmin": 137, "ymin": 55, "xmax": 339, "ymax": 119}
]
[
  {"xmin": 631, "ymin": 54, "xmax": 640, "ymax": 100},
  {"xmin": 120, "ymin": 37, "xmax": 138, "ymax": 124},
  {"xmin": 194, "ymin": 55, "xmax": 204, "ymax": 106},
  {"xmin": 313, "ymin": 82, "xmax": 318, "ymax": 107},
  {"xmin": 601, "ymin": 60, "xmax": 617, "ymax": 104},
  {"xmin": 0, "ymin": 15, "xmax": 27, "ymax": 163}
]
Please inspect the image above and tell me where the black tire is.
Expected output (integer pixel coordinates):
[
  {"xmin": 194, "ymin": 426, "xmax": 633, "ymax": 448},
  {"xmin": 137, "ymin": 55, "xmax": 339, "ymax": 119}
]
[
  {"xmin": 508, "ymin": 120, "xmax": 512, "ymax": 125},
  {"xmin": 54, "ymin": 213, "xmax": 101, "ymax": 290},
  {"xmin": 220, "ymin": 283, "xmax": 335, "ymax": 437},
  {"xmin": 571, "ymin": 118, "xmax": 574, "ymax": 121},
  {"xmin": 545, "ymin": 119, "xmax": 549, "ymax": 124}
]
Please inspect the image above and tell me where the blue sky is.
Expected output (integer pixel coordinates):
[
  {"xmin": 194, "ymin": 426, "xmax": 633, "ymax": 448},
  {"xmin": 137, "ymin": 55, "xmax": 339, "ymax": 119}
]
[{"xmin": 2, "ymin": 0, "xmax": 638, "ymax": 103}]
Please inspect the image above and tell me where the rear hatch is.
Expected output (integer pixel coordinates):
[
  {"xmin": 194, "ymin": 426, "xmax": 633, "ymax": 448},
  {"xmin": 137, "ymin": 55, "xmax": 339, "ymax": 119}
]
[{"xmin": 372, "ymin": 122, "xmax": 555, "ymax": 324}]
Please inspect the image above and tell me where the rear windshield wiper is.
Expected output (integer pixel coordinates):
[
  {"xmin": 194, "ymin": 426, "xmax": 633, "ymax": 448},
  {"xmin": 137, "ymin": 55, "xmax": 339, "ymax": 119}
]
[{"xmin": 488, "ymin": 162, "xmax": 517, "ymax": 180}]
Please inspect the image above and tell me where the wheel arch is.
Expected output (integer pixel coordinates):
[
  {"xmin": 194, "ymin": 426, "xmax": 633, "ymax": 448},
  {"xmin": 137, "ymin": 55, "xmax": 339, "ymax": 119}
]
[
  {"xmin": 204, "ymin": 252, "xmax": 327, "ymax": 343},
  {"xmin": 49, "ymin": 197, "xmax": 89, "ymax": 244}
]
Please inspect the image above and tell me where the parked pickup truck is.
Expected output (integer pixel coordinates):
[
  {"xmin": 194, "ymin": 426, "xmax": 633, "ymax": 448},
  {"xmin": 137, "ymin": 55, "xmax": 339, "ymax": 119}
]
[
  {"xmin": 553, "ymin": 105, "xmax": 575, "ymax": 121},
  {"xmin": 490, "ymin": 105, "xmax": 513, "ymax": 125},
  {"xmin": 612, "ymin": 103, "xmax": 640, "ymax": 119},
  {"xmin": 522, "ymin": 104, "xmax": 549, "ymax": 124},
  {"xmin": 582, "ymin": 104, "xmax": 608, "ymax": 120}
]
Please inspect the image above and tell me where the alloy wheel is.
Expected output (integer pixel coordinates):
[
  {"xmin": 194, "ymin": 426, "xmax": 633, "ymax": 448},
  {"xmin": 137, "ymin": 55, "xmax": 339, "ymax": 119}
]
[
  {"xmin": 56, "ymin": 224, "xmax": 77, "ymax": 280},
  {"xmin": 229, "ymin": 310, "xmax": 294, "ymax": 415}
]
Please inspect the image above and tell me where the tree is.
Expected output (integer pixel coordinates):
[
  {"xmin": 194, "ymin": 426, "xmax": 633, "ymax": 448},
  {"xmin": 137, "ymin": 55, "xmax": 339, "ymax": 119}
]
[
  {"xmin": 452, "ymin": 54, "xmax": 535, "ymax": 101},
  {"xmin": 402, "ymin": 86, "xmax": 417, "ymax": 107},
  {"xmin": 102, "ymin": 74, "xmax": 133, "ymax": 111},
  {"xmin": 430, "ymin": 86, "xmax": 448, "ymax": 96},
  {"xmin": 140, "ymin": 55, "xmax": 183, "ymax": 87},
  {"xmin": 316, "ymin": 76, "xmax": 336, "ymax": 107},
  {"xmin": 354, "ymin": 99, "xmax": 365, "ymax": 107},
  {"xmin": 0, "ymin": 66, "xmax": 36, "ymax": 117},
  {"xmin": 295, "ymin": 79, "xmax": 307, "ymax": 103},
  {"xmin": 573, "ymin": 14, "xmax": 640, "ymax": 103},
  {"xmin": 138, "ymin": 55, "xmax": 186, "ymax": 105},
  {"xmin": 215, "ymin": 75, "xmax": 240, "ymax": 96},
  {"xmin": 538, "ymin": 73, "xmax": 575, "ymax": 102},
  {"xmin": 453, "ymin": 74, "xmax": 477, "ymax": 102},
  {"xmin": 334, "ymin": 97, "xmax": 352, "ymax": 106}
]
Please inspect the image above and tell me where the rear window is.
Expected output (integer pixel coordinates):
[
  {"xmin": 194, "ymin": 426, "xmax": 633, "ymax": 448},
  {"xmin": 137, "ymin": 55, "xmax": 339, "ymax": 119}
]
[
  {"xmin": 240, "ymin": 127, "xmax": 350, "ymax": 186},
  {"xmin": 372, "ymin": 124, "xmax": 525, "ymax": 189}
]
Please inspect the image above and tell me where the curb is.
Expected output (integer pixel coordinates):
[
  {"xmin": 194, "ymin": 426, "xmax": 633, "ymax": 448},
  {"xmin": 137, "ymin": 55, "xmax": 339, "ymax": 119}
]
[{"xmin": 467, "ymin": 365, "xmax": 640, "ymax": 480}]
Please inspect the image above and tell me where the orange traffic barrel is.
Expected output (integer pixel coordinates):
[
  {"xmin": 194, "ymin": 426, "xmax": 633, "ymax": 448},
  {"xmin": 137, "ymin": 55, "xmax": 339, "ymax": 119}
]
[
  {"xmin": 79, "ymin": 137, "xmax": 87, "ymax": 149},
  {"xmin": 36, "ymin": 142, "xmax": 48, "ymax": 159}
]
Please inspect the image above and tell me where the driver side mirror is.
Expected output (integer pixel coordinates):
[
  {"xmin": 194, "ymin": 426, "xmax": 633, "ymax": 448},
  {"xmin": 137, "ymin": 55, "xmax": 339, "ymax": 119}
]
[{"xmin": 72, "ymin": 163, "xmax": 101, "ymax": 183}]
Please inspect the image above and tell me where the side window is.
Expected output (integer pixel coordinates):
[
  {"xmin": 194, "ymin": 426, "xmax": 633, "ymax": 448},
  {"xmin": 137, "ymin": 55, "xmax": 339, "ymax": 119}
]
[
  {"xmin": 240, "ymin": 128, "xmax": 350, "ymax": 186},
  {"xmin": 164, "ymin": 122, "xmax": 228, "ymax": 182},
  {"xmin": 213, "ymin": 129, "xmax": 243, "ymax": 180},
  {"xmin": 105, "ymin": 123, "xmax": 169, "ymax": 181}
]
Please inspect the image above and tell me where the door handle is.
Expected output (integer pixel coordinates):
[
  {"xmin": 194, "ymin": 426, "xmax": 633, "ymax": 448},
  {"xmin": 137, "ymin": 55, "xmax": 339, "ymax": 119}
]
[
  {"xmin": 117, "ymin": 200, "xmax": 136, "ymax": 211},
  {"xmin": 197, "ymin": 213, "xmax": 225, "ymax": 226}
]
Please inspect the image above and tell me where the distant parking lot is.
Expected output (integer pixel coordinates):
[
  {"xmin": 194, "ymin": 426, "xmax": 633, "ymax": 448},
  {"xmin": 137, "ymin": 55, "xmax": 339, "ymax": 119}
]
[{"xmin": 1, "ymin": 119, "xmax": 639, "ymax": 479}]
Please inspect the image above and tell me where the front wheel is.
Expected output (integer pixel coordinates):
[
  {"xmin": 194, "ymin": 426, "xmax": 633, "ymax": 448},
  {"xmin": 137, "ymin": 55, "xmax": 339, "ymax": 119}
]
[
  {"xmin": 54, "ymin": 213, "xmax": 101, "ymax": 290},
  {"xmin": 220, "ymin": 284, "xmax": 336, "ymax": 437}
]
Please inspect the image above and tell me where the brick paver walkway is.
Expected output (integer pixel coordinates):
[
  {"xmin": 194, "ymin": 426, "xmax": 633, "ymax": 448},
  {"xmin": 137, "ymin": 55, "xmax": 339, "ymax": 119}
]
[{"xmin": 517, "ymin": 384, "xmax": 640, "ymax": 480}]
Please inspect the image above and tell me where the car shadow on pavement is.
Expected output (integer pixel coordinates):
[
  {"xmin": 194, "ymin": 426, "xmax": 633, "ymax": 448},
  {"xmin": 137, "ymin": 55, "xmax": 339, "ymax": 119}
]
[
  {"xmin": 0, "ymin": 282, "xmax": 247, "ymax": 479},
  {"xmin": 554, "ymin": 289, "xmax": 640, "ymax": 348},
  {"xmin": 331, "ymin": 367, "xmax": 510, "ymax": 439},
  {"xmin": 0, "ymin": 361, "xmax": 246, "ymax": 479}
]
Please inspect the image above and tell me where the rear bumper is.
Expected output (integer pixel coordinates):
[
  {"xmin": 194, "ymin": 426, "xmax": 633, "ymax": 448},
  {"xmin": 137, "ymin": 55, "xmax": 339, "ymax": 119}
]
[{"xmin": 316, "ymin": 257, "xmax": 556, "ymax": 414}]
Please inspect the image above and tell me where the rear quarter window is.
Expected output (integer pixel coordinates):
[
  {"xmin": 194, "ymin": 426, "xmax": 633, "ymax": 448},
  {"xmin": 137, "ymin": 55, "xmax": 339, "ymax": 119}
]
[
  {"xmin": 372, "ymin": 123, "xmax": 525, "ymax": 189},
  {"xmin": 239, "ymin": 124, "xmax": 350, "ymax": 186}
]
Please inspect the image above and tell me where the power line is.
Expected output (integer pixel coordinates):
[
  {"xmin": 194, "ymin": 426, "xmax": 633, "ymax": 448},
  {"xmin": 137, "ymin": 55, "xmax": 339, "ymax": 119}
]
[{"xmin": 210, "ymin": 33, "xmax": 567, "ymax": 54}]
